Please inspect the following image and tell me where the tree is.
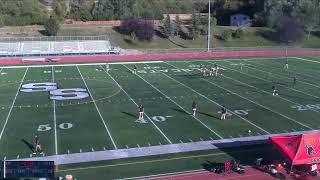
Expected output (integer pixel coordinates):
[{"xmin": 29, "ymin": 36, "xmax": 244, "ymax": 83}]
[
  {"xmin": 160, "ymin": 14, "xmax": 172, "ymax": 38},
  {"xmin": 44, "ymin": 15, "xmax": 60, "ymax": 36},
  {"xmin": 277, "ymin": 17, "xmax": 304, "ymax": 43},
  {"xmin": 221, "ymin": 30, "xmax": 232, "ymax": 41},
  {"xmin": 53, "ymin": 0, "xmax": 67, "ymax": 22},
  {"xmin": 120, "ymin": 18, "xmax": 154, "ymax": 41},
  {"xmin": 190, "ymin": 12, "xmax": 201, "ymax": 40},
  {"xmin": 69, "ymin": 0, "xmax": 93, "ymax": 21},
  {"xmin": 172, "ymin": 15, "xmax": 182, "ymax": 36},
  {"xmin": 92, "ymin": 0, "xmax": 115, "ymax": 20},
  {"xmin": 299, "ymin": 0, "xmax": 320, "ymax": 40}
]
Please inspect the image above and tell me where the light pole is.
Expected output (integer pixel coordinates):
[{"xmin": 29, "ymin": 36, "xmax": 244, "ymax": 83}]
[{"xmin": 207, "ymin": 0, "xmax": 211, "ymax": 52}]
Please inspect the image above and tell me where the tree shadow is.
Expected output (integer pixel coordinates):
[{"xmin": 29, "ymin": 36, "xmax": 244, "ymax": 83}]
[
  {"xmin": 312, "ymin": 31, "xmax": 320, "ymax": 38},
  {"xmin": 167, "ymin": 38, "xmax": 187, "ymax": 48},
  {"xmin": 21, "ymin": 139, "xmax": 34, "ymax": 153},
  {"xmin": 172, "ymin": 108, "xmax": 190, "ymax": 115},
  {"xmin": 123, "ymin": 38, "xmax": 135, "ymax": 45},
  {"xmin": 38, "ymin": 30, "xmax": 49, "ymax": 36},
  {"xmin": 256, "ymin": 30, "xmax": 279, "ymax": 42},
  {"xmin": 121, "ymin": 111, "xmax": 136, "ymax": 118},
  {"xmin": 199, "ymin": 112, "xmax": 220, "ymax": 120}
]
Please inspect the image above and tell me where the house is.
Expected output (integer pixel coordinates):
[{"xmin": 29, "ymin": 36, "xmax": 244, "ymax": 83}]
[{"xmin": 230, "ymin": 13, "xmax": 251, "ymax": 27}]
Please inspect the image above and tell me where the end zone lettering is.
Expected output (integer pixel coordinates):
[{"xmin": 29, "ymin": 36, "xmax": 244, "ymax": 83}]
[{"xmin": 20, "ymin": 82, "xmax": 89, "ymax": 100}]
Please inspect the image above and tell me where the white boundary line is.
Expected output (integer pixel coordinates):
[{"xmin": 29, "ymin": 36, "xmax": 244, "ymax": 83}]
[
  {"xmin": 123, "ymin": 64, "xmax": 224, "ymax": 139},
  {"xmin": 0, "ymin": 68, "xmax": 28, "ymax": 140},
  {"xmin": 201, "ymin": 73, "xmax": 313, "ymax": 130},
  {"xmin": 164, "ymin": 62, "xmax": 270, "ymax": 134},
  {"xmin": 76, "ymin": 66, "xmax": 118, "ymax": 149},
  {"xmin": 51, "ymin": 66, "xmax": 58, "ymax": 155},
  {"xmin": 292, "ymin": 56, "xmax": 320, "ymax": 64},
  {"xmin": 242, "ymin": 62, "xmax": 320, "ymax": 99},
  {"xmin": 0, "ymin": 61, "xmax": 164, "ymax": 69},
  {"xmin": 118, "ymin": 169, "xmax": 205, "ymax": 180},
  {"xmin": 210, "ymin": 62, "xmax": 318, "ymax": 130},
  {"xmin": 218, "ymin": 63, "xmax": 320, "ymax": 115},
  {"xmin": 100, "ymin": 65, "xmax": 172, "ymax": 144}
]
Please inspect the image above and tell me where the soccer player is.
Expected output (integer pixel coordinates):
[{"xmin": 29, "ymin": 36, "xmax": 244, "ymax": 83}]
[
  {"xmin": 33, "ymin": 135, "xmax": 43, "ymax": 155},
  {"xmin": 220, "ymin": 105, "xmax": 227, "ymax": 120},
  {"xmin": 284, "ymin": 60, "xmax": 289, "ymax": 70},
  {"xmin": 192, "ymin": 100, "xmax": 197, "ymax": 116},
  {"xmin": 138, "ymin": 104, "xmax": 144, "ymax": 121},
  {"xmin": 293, "ymin": 75, "xmax": 297, "ymax": 86},
  {"xmin": 214, "ymin": 64, "xmax": 219, "ymax": 76},
  {"xmin": 210, "ymin": 66, "xmax": 215, "ymax": 76},
  {"xmin": 272, "ymin": 85, "xmax": 278, "ymax": 96},
  {"xmin": 200, "ymin": 64, "xmax": 204, "ymax": 73},
  {"xmin": 133, "ymin": 65, "xmax": 137, "ymax": 74}
]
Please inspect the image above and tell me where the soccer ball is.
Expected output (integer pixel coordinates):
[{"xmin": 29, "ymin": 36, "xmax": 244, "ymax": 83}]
[{"xmin": 248, "ymin": 130, "xmax": 251, "ymax": 133}]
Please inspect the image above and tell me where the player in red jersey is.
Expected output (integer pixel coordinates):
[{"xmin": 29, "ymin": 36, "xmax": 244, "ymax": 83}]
[{"xmin": 138, "ymin": 104, "xmax": 144, "ymax": 121}]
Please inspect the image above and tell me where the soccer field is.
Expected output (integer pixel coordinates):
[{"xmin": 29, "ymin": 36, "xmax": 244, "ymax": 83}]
[{"xmin": 0, "ymin": 56, "xmax": 320, "ymax": 160}]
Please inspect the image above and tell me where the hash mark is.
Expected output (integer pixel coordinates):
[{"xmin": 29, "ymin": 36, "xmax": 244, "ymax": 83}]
[
  {"xmin": 103, "ymin": 147, "xmax": 106, "ymax": 151},
  {"xmin": 189, "ymin": 139, "xmax": 193, "ymax": 142},
  {"xmin": 17, "ymin": 155, "xmax": 20, "ymax": 159},
  {"xmin": 67, "ymin": 150, "xmax": 70, "ymax": 154},
  {"xmin": 4, "ymin": 156, "xmax": 6, "ymax": 160},
  {"xmin": 30, "ymin": 154, "xmax": 32, "ymax": 158},
  {"xmin": 137, "ymin": 144, "xmax": 140, "ymax": 148},
  {"xmin": 91, "ymin": 148, "xmax": 94, "ymax": 152},
  {"xmin": 159, "ymin": 142, "xmax": 162, "ymax": 145},
  {"xmin": 80, "ymin": 149, "xmax": 82, "ymax": 153},
  {"xmin": 148, "ymin": 143, "xmax": 151, "ymax": 146},
  {"xmin": 126, "ymin": 145, "xmax": 129, "ymax": 149},
  {"xmin": 200, "ymin": 138, "xmax": 204, "ymax": 141},
  {"xmin": 257, "ymin": 132, "xmax": 262, "ymax": 135},
  {"xmin": 180, "ymin": 140, "xmax": 183, "ymax": 143},
  {"xmin": 209, "ymin": 137, "xmax": 214, "ymax": 140},
  {"xmin": 229, "ymin": 136, "xmax": 233, "ymax": 138}
]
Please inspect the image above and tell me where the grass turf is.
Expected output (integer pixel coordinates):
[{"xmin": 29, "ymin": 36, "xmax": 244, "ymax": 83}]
[{"xmin": 0, "ymin": 56, "xmax": 319, "ymax": 178}]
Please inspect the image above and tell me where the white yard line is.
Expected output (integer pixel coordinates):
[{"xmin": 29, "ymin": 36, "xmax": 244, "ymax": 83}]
[
  {"xmin": 123, "ymin": 64, "xmax": 224, "ymax": 139},
  {"xmin": 76, "ymin": 66, "xmax": 118, "ymax": 149},
  {"xmin": 100, "ymin": 65, "xmax": 172, "ymax": 144},
  {"xmin": 164, "ymin": 62, "xmax": 270, "ymax": 134},
  {"xmin": 0, "ymin": 68, "xmax": 28, "ymax": 140},
  {"xmin": 241, "ymin": 63, "xmax": 320, "ymax": 99},
  {"xmin": 292, "ymin": 56, "xmax": 320, "ymax": 64},
  {"xmin": 217, "ymin": 63, "xmax": 320, "ymax": 115},
  {"xmin": 201, "ymin": 76, "xmax": 313, "ymax": 130},
  {"xmin": 51, "ymin": 66, "xmax": 58, "ymax": 155}
]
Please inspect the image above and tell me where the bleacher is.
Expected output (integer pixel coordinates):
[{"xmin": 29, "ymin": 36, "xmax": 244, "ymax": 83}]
[{"xmin": 0, "ymin": 40, "xmax": 120, "ymax": 57}]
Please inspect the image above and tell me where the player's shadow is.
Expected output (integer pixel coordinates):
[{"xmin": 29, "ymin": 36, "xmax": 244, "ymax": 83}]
[
  {"xmin": 199, "ymin": 112, "xmax": 220, "ymax": 120},
  {"xmin": 172, "ymin": 108, "xmax": 189, "ymax": 115},
  {"xmin": 201, "ymin": 160, "xmax": 224, "ymax": 173},
  {"xmin": 121, "ymin": 111, "xmax": 136, "ymax": 118},
  {"xmin": 21, "ymin": 139, "xmax": 34, "ymax": 153}
]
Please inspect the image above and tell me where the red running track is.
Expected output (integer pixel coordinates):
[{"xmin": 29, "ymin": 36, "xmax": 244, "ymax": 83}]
[{"xmin": 1, "ymin": 49, "xmax": 320, "ymax": 65}]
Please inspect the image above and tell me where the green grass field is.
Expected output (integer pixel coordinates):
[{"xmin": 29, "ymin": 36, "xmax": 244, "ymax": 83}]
[{"xmin": 0, "ymin": 55, "xmax": 320, "ymax": 178}]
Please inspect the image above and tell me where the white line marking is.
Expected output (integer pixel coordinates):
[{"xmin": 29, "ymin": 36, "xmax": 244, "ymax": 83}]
[
  {"xmin": 17, "ymin": 155, "xmax": 19, "ymax": 159},
  {"xmin": 159, "ymin": 142, "xmax": 162, "ymax": 145},
  {"xmin": 218, "ymin": 62, "xmax": 320, "ymax": 120},
  {"xmin": 103, "ymin": 147, "xmax": 106, "ymax": 151},
  {"xmin": 77, "ymin": 66, "xmax": 118, "ymax": 149},
  {"xmin": 128, "ymin": 64, "xmax": 224, "ymax": 139},
  {"xmin": 164, "ymin": 62, "xmax": 269, "ymax": 134},
  {"xmin": 243, "ymin": 63, "xmax": 320, "ymax": 99},
  {"xmin": 101, "ymin": 65, "xmax": 172, "ymax": 144},
  {"xmin": 0, "ymin": 68, "xmax": 28, "ymax": 141},
  {"xmin": 80, "ymin": 149, "xmax": 82, "ymax": 153},
  {"xmin": 180, "ymin": 140, "xmax": 183, "ymax": 143},
  {"xmin": 52, "ymin": 66, "xmax": 58, "ymax": 155},
  {"xmin": 202, "ymin": 76, "xmax": 312, "ymax": 130},
  {"xmin": 189, "ymin": 139, "xmax": 193, "ymax": 142},
  {"xmin": 126, "ymin": 145, "xmax": 129, "ymax": 149},
  {"xmin": 0, "ymin": 61, "xmax": 164, "ymax": 69},
  {"xmin": 137, "ymin": 144, "xmax": 140, "ymax": 148},
  {"xmin": 91, "ymin": 148, "xmax": 94, "ymax": 152}
]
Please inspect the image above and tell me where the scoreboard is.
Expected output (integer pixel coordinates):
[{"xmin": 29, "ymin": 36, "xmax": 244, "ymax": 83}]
[{"xmin": 0, "ymin": 161, "xmax": 55, "ymax": 178}]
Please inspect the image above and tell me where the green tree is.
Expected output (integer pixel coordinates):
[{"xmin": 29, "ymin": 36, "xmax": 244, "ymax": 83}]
[
  {"xmin": 190, "ymin": 12, "xmax": 201, "ymax": 40},
  {"xmin": 299, "ymin": 0, "xmax": 320, "ymax": 40},
  {"xmin": 221, "ymin": 30, "xmax": 232, "ymax": 41},
  {"xmin": 92, "ymin": 0, "xmax": 115, "ymax": 20},
  {"xmin": 172, "ymin": 15, "xmax": 182, "ymax": 36},
  {"xmin": 44, "ymin": 15, "xmax": 60, "ymax": 36},
  {"xmin": 0, "ymin": 14, "xmax": 4, "ymax": 27},
  {"xmin": 69, "ymin": 0, "xmax": 93, "ymax": 21},
  {"xmin": 161, "ymin": 14, "xmax": 172, "ymax": 38},
  {"xmin": 53, "ymin": 0, "xmax": 67, "ymax": 22}
]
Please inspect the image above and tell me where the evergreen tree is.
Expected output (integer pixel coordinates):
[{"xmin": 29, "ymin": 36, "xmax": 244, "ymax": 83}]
[
  {"xmin": 161, "ymin": 14, "xmax": 172, "ymax": 38},
  {"xmin": 172, "ymin": 15, "xmax": 182, "ymax": 36},
  {"xmin": 190, "ymin": 12, "xmax": 201, "ymax": 40},
  {"xmin": 44, "ymin": 15, "xmax": 60, "ymax": 36}
]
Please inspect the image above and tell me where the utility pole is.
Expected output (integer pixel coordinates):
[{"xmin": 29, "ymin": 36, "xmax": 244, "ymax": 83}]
[{"xmin": 207, "ymin": 0, "xmax": 211, "ymax": 52}]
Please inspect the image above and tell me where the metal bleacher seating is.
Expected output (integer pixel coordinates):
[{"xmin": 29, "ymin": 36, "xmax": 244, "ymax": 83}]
[{"xmin": 0, "ymin": 40, "xmax": 119, "ymax": 57}]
